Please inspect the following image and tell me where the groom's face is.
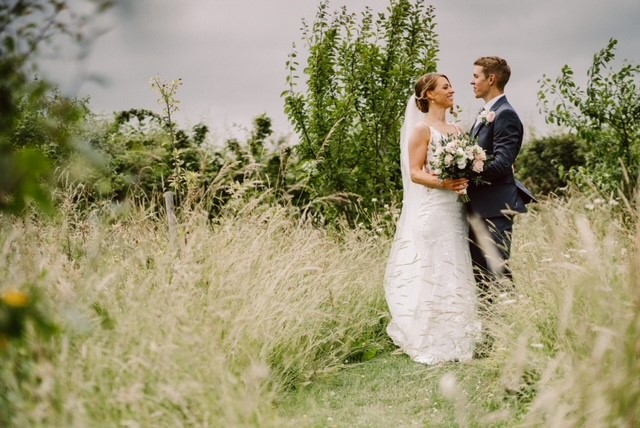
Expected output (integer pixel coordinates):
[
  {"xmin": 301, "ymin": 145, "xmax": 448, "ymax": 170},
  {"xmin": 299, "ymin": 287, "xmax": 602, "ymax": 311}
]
[{"xmin": 471, "ymin": 66, "xmax": 491, "ymax": 100}]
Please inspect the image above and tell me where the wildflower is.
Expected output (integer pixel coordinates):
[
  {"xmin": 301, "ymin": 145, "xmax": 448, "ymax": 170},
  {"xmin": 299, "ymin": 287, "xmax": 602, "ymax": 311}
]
[{"xmin": 1, "ymin": 289, "xmax": 29, "ymax": 308}]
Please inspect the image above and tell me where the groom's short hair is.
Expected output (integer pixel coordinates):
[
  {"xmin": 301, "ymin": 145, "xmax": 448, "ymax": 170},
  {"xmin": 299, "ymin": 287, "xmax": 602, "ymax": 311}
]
[{"xmin": 474, "ymin": 56, "xmax": 511, "ymax": 90}]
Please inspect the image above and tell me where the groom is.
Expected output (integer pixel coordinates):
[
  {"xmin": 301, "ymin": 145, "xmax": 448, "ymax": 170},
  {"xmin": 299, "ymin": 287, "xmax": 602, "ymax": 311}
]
[{"xmin": 467, "ymin": 56, "xmax": 533, "ymax": 295}]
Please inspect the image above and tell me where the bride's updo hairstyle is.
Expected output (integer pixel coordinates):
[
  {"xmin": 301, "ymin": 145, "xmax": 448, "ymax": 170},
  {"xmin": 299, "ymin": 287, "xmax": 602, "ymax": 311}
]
[{"xmin": 414, "ymin": 73, "xmax": 450, "ymax": 113}]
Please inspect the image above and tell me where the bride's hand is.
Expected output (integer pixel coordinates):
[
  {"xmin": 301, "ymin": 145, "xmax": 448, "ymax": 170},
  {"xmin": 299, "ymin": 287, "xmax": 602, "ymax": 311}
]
[{"xmin": 435, "ymin": 176, "xmax": 468, "ymax": 193}]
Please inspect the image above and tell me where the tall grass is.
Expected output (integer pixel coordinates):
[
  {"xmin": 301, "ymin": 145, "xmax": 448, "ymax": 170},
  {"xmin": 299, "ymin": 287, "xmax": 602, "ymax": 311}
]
[
  {"xmin": 480, "ymin": 194, "xmax": 640, "ymax": 426},
  {"xmin": 0, "ymin": 190, "xmax": 390, "ymax": 427},
  {"xmin": 1, "ymin": 189, "xmax": 638, "ymax": 426}
]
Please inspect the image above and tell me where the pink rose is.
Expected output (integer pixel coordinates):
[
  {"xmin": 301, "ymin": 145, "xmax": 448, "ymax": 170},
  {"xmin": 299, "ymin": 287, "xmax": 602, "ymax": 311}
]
[{"xmin": 477, "ymin": 110, "xmax": 496, "ymax": 125}]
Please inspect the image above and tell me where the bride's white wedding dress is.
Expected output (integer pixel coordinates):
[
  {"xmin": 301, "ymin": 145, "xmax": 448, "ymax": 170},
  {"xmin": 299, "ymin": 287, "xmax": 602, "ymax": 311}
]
[{"xmin": 384, "ymin": 97, "xmax": 481, "ymax": 365}]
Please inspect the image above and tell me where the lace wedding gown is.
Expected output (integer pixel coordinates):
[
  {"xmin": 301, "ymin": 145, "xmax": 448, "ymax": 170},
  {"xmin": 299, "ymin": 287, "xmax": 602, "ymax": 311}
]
[{"xmin": 384, "ymin": 106, "xmax": 481, "ymax": 365}]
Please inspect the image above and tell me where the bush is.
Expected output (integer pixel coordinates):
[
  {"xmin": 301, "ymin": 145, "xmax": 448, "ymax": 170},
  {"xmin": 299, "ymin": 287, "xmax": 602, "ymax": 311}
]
[
  {"xmin": 516, "ymin": 134, "xmax": 587, "ymax": 197},
  {"xmin": 82, "ymin": 104, "xmax": 299, "ymax": 221},
  {"xmin": 86, "ymin": 108, "xmax": 209, "ymax": 202}
]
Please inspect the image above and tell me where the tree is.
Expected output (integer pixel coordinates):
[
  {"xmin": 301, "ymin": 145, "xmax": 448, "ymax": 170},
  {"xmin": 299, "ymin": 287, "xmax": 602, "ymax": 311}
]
[
  {"xmin": 0, "ymin": 0, "xmax": 114, "ymax": 214},
  {"xmin": 283, "ymin": 0, "xmax": 439, "ymax": 224},
  {"xmin": 538, "ymin": 39, "xmax": 640, "ymax": 202}
]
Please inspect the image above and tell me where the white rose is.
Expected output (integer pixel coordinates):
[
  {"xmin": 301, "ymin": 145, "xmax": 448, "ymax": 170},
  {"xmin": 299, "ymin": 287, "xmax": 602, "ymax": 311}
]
[
  {"xmin": 444, "ymin": 154, "xmax": 454, "ymax": 165},
  {"xmin": 445, "ymin": 141, "xmax": 457, "ymax": 154},
  {"xmin": 465, "ymin": 147, "xmax": 475, "ymax": 160}
]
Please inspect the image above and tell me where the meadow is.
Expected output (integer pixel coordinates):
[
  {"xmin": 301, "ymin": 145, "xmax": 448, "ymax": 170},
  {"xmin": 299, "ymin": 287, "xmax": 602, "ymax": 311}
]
[
  {"xmin": 2, "ymin": 1, "xmax": 639, "ymax": 426},
  {"xmin": 1, "ymin": 187, "xmax": 638, "ymax": 427}
]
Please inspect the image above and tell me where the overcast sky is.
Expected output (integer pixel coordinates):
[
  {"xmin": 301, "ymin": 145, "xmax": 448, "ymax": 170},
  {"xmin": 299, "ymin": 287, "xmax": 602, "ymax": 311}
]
[{"xmin": 43, "ymin": 0, "xmax": 640, "ymax": 142}]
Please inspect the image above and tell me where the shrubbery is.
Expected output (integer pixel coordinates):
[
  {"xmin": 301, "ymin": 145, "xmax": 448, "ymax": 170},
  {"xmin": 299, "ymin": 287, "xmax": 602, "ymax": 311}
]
[
  {"xmin": 0, "ymin": 0, "xmax": 112, "ymax": 214},
  {"xmin": 2, "ymin": 2, "xmax": 640, "ymax": 426},
  {"xmin": 82, "ymin": 106, "xmax": 296, "ymax": 217},
  {"xmin": 538, "ymin": 39, "xmax": 640, "ymax": 203},
  {"xmin": 516, "ymin": 134, "xmax": 587, "ymax": 196}
]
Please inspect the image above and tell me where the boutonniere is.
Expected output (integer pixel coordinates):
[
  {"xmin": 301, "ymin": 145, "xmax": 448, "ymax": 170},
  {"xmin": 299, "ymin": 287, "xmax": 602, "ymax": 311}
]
[{"xmin": 477, "ymin": 110, "xmax": 496, "ymax": 125}]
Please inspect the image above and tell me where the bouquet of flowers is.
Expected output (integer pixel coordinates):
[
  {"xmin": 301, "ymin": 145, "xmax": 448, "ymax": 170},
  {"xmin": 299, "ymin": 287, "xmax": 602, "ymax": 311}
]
[{"xmin": 429, "ymin": 134, "xmax": 488, "ymax": 202}]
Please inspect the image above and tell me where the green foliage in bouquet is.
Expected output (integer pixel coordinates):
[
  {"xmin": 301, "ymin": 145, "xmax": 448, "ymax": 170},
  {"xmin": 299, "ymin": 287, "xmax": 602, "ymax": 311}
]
[{"xmin": 283, "ymin": 0, "xmax": 439, "ymax": 225}]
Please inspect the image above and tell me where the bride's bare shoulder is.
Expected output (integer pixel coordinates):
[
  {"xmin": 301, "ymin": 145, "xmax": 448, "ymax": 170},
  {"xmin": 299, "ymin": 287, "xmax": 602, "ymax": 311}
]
[
  {"xmin": 411, "ymin": 121, "xmax": 431, "ymax": 142},
  {"xmin": 413, "ymin": 120, "xmax": 431, "ymax": 134},
  {"xmin": 410, "ymin": 121, "xmax": 431, "ymax": 144},
  {"xmin": 452, "ymin": 123, "xmax": 465, "ymax": 135}
]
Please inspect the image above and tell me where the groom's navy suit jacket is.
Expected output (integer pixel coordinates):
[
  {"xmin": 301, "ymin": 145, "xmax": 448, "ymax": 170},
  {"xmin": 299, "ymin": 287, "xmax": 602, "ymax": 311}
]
[{"xmin": 467, "ymin": 96, "xmax": 528, "ymax": 219}]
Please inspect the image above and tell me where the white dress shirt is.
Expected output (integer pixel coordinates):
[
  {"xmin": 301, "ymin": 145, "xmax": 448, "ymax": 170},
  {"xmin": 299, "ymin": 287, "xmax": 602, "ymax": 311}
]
[{"xmin": 472, "ymin": 94, "xmax": 505, "ymax": 131}]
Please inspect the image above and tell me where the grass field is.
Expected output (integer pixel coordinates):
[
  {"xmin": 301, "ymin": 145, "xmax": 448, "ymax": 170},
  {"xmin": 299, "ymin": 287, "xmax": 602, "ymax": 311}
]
[{"xmin": 1, "ymin": 192, "xmax": 638, "ymax": 427}]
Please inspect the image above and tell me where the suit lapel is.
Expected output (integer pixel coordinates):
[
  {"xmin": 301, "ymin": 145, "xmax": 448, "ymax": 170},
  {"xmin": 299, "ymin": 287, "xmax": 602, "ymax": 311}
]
[{"xmin": 472, "ymin": 96, "xmax": 509, "ymax": 139}]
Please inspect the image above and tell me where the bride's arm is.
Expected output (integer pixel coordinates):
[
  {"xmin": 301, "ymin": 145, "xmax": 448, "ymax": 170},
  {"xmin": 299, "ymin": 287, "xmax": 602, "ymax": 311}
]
[
  {"xmin": 408, "ymin": 122, "xmax": 438, "ymax": 188},
  {"xmin": 408, "ymin": 123, "xmax": 466, "ymax": 191}
]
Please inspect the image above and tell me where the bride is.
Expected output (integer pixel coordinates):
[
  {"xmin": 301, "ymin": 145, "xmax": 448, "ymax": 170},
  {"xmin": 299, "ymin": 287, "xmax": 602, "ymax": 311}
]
[{"xmin": 384, "ymin": 73, "xmax": 481, "ymax": 365}]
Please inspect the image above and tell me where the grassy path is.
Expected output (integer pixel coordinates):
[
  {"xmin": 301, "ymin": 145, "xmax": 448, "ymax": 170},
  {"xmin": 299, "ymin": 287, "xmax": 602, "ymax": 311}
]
[{"xmin": 278, "ymin": 350, "xmax": 529, "ymax": 427}]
